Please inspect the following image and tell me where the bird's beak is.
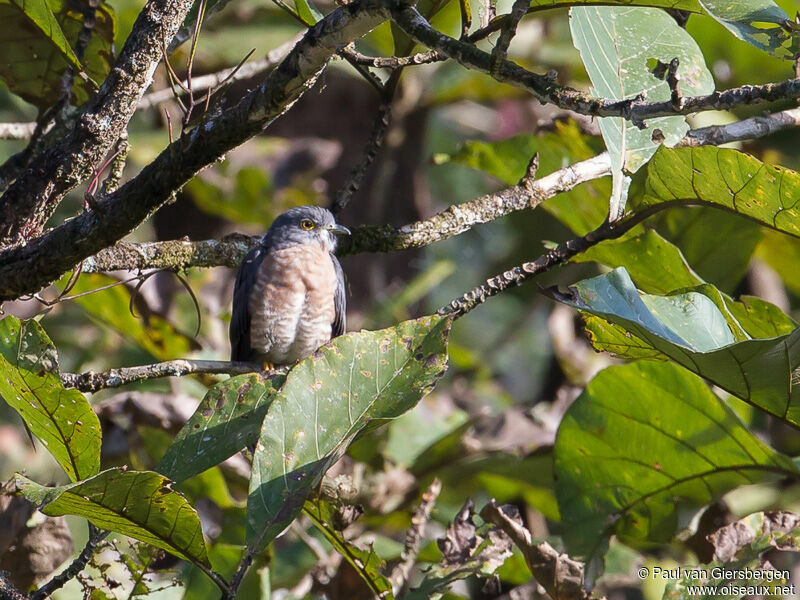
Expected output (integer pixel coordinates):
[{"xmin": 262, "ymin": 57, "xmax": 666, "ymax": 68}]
[{"xmin": 326, "ymin": 223, "xmax": 351, "ymax": 236}]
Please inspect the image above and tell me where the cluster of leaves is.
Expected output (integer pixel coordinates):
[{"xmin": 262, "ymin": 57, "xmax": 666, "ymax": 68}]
[{"xmin": 4, "ymin": 0, "xmax": 800, "ymax": 595}]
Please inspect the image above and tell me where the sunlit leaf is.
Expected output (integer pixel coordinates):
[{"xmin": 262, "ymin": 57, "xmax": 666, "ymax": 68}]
[
  {"xmin": 570, "ymin": 5, "xmax": 714, "ymax": 218},
  {"xmin": 17, "ymin": 469, "xmax": 211, "ymax": 567},
  {"xmin": 0, "ymin": 316, "xmax": 100, "ymax": 481},
  {"xmin": 158, "ymin": 372, "xmax": 285, "ymax": 482},
  {"xmin": 247, "ymin": 316, "xmax": 451, "ymax": 550},
  {"xmin": 548, "ymin": 267, "xmax": 800, "ymax": 424}
]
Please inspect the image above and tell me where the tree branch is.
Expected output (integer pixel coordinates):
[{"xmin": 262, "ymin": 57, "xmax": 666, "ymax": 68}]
[
  {"xmin": 390, "ymin": 5, "xmax": 800, "ymax": 124},
  {"xmin": 437, "ymin": 203, "xmax": 665, "ymax": 318},
  {"xmin": 0, "ymin": 0, "xmax": 390, "ymax": 302},
  {"xmin": 30, "ymin": 525, "xmax": 108, "ymax": 600},
  {"xmin": 0, "ymin": 0, "xmax": 196, "ymax": 246},
  {"xmin": 60, "ymin": 359, "xmax": 265, "ymax": 393},
  {"xmin": 677, "ymin": 106, "xmax": 800, "ymax": 147}
]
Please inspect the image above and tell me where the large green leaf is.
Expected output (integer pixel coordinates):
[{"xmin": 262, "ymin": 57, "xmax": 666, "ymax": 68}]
[
  {"xmin": 157, "ymin": 372, "xmax": 285, "ymax": 482},
  {"xmin": 635, "ymin": 146, "xmax": 800, "ymax": 238},
  {"xmin": 247, "ymin": 316, "xmax": 452, "ymax": 550},
  {"xmin": 554, "ymin": 361, "xmax": 798, "ymax": 567},
  {"xmin": 698, "ymin": 0, "xmax": 799, "ymax": 59},
  {"xmin": 570, "ymin": 5, "xmax": 714, "ymax": 218},
  {"xmin": 0, "ymin": 0, "xmax": 115, "ymax": 109},
  {"xmin": 16, "ymin": 469, "xmax": 210, "ymax": 568},
  {"xmin": 548, "ymin": 267, "xmax": 800, "ymax": 424},
  {"xmin": 0, "ymin": 316, "xmax": 100, "ymax": 481}
]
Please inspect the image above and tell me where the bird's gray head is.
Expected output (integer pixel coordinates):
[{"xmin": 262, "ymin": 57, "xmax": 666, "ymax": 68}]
[{"xmin": 262, "ymin": 206, "xmax": 350, "ymax": 253}]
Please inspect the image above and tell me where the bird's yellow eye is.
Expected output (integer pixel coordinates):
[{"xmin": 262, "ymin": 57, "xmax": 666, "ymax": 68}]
[{"xmin": 300, "ymin": 219, "xmax": 315, "ymax": 231}]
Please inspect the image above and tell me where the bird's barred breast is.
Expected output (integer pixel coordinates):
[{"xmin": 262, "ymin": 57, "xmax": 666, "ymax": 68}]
[{"xmin": 248, "ymin": 243, "xmax": 338, "ymax": 365}]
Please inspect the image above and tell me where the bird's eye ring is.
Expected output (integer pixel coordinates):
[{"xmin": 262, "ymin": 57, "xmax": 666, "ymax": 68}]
[{"xmin": 300, "ymin": 219, "xmax": 315, "ymax": 230}]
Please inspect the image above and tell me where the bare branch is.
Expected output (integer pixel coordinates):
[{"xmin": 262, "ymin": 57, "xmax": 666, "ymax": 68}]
[
  {"xmin": 30, "ymin": 525, "xmax": 108, "ymax": 600},
  {"xmin": 480, "ymin": 500, "xmax": 593, "ymax": 600},
  {"xmin": 341, "ymin": 46, "xmax": 441, "ymax": 68},
  {"xmin": 0, "ymin": 0, "xmax": 390, "ymax": 301},
  {"xmin": 390, "ymin": 478, "xmax": 442, "ymax": 594},
  {"xmin": 437, "ymin": 203, "xmax": 666, "ymax": 318},
  {"xmin": 0, "ymin": 0, "xmax": 197, "ymax": 246},
  {"xmin": 60, "ymin": 359, "xmax": 266, "ymax": 393},
  {"xmin": 677, "ymin": 106, "xmax": 800, "ymax": 147},
  {"xmin": 489, "ymin": 0, "xmax": 529, "ymax": 73},
  {"xmin": 391, "ymin": 5, "xmax": 800, "ymax": 124}
]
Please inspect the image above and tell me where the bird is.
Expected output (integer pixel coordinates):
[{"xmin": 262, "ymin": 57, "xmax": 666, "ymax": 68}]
[{"xmin": 230, "ymin": 206, "xmax": 350, "ymax": 368}]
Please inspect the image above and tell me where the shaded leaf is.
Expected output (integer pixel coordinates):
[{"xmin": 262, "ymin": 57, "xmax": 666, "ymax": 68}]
[
  {"xmin": 554, "ymin": 361, "xmax": 798, "ymax": 567},
  {"xmin": 0, "ymin": 316, "xmax": 100, "ymax": 481},
  {"xmin": 158, "ymin": 372, "xmax": 285, "ymax": 482},
  {"xmin": 549, "ymin": 267, "xmax": 800, "ymax": 424},
  {"xmin": 570, "ymin": 5, "xmax": 713, "ymax": 218},
  {"xmin": 16, "ymin": 469, "xmax": 210, "ymax": 568},
  {"xmin": 247, "ymin": 316, "xmax": 452, "ymax": 550},
  {"xmin": 0, "ymin": 0, "xmax": 115, "ymax": 109},
  {"xmin": 67, "ymin": 273, "xmax": 198, "ymax": 361}
]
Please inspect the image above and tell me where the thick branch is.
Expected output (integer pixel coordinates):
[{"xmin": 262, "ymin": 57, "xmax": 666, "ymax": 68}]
[
  {"xmin": 60, "ymin": 359, "xmax": 264, "ymax": 393},
  {"xmin": 480, "ymin": 500, "xmax": 592, "ymax": 600},
  {"xmin": 391, "ymin": 5, "xmax": 800, "ymax": 123},
  {"xmin": 677, "ymin": 106, "xmax": 800, "ymax": 147},
  {"xmin": 75, "ymin": 153, "xmax": 610, "ymax": 273},
  {"xmin": 0, "ymin": 0, "xmax": 389, "ymax": 301},
  {"xmin": 0, "ymin": 0, "xmax": 196, "ymax": 246}
]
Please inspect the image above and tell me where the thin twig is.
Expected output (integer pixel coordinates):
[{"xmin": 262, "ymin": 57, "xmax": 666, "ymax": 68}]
[
  {"xmin": 31, "ymin": 525, "xmax": 108, "ymax": 600},
  {"xmin": 437, "ymin": 203, "xmax": 668, "ymax": 318},
  {"xmin": 489, "ymin": 0, "xmax": 529, "ymax": 74},
  {"xmin": 390, "ymin": 478, "xmax": 442, "ymax": 594},
  {"xmin": 60, "ymin": 359, "xmax": 268, "ymax": 392},
  {"xmin": 340, "ymin": 46, "xmax": 441, "ymax": 68}
]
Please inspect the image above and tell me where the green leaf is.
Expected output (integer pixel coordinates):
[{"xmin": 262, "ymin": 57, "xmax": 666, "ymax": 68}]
[
  {"xmin": 66, "ymin": 273, "xmax": 198, "ymax": 361},
  {"xmin": 554, "ymin": 361, "xmax": 798, "ymax": 566},
  {"xmin": 548, "ymin": 267, "xmax": 800, "ymax": 425},
  {"xmin": 698, "ymin": 0, "xmax": 799, "ymax": 59},
  {"xmin": 756, "ymin": 229, "xmax": 800, "ymax": 297},
  {"xmin": 570, "ymin": 5, "xmax": 714, "ymax": 218},
  {"xmin": 157, "ymin": 372, "xmax": 285, "ymax": 482},
  {"xmin": 247, "ymin": 315, "xmax": 452, "ymax": 550},
  {"xmin": 575, "ymin": 229, "xmax": 704, "ymax": 295},
  {"xmin": 16, "ymin": 469, "xmax": 211, "ymax": 568},
  {"xmin": 0, "ymin": 0, "xmax": 115, "ymax": 109},
  {"xmin": 650, "ymin": 207, "xmax": 762, "ymax": 293},
  {"xmin": 304, "ymin": 499, "xmax": 395, "ymax": 599},
  {"xmin": 635, "ymin": 146, "xmax": 800, "ymax": 238},
  {"xmin": 0, "ymin": 316, "xmax": 100, "ymax": 481}
]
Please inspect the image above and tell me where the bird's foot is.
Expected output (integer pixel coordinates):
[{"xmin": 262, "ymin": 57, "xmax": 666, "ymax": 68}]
[{"xmin": 261, "ymin": 360, "xmax": 275, "ymax": 373}]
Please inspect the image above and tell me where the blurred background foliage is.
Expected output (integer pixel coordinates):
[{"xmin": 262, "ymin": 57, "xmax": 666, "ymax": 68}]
[{"xmin": 2, "ymin": 0, "xmax": 800, "ymax": 597}]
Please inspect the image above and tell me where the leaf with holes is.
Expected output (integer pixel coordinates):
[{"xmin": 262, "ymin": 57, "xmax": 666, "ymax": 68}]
[
  {"xmin": 570, "ymin": 6, "xmax": 714, "ymax": 218},
  {"xmin": 247, "ymin": 316, "xmax": 452, "ymax": 550},
  {"xmin": 555, "ymin": 361, "xmax": 798, "ymax": 572},
  {"xmin": 634, "ymin": 146, "xmax": 800, "ymax": 238},
  {"xmin": 0, "ymin": 316, "xmax": 100, "ymax": 482},
  {"xmin": 16, "ymin": 469, "xmax": 210, "ymax": 568},
  {"xmin": 157, "ymin": 372, "xmax": 285, "ymax": 482},
  {"xmin": 698, "ymin": 0, "xmax": 799, "ymax": 59},
  {"xmin": 548, "ymin": 267, "xmax": 800, "ymax": 425}
]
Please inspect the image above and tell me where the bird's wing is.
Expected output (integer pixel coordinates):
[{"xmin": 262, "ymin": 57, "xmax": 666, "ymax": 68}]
[
  {"xmin": 332, "ymin": 254, "xmax": 346, "ymax": 338},
  {"xmin": 230, "ymin": 245, "xmax": 265, "ymax": 361}
]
